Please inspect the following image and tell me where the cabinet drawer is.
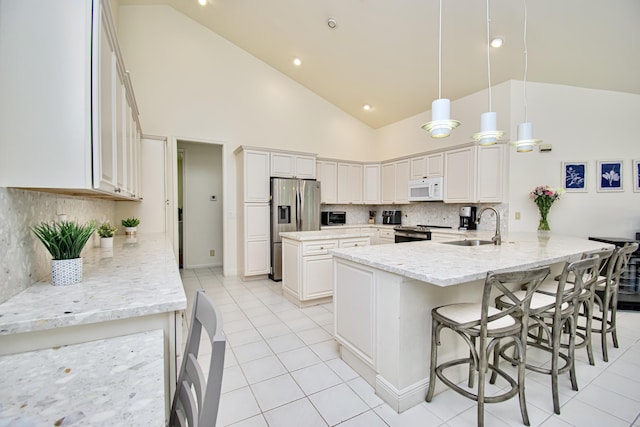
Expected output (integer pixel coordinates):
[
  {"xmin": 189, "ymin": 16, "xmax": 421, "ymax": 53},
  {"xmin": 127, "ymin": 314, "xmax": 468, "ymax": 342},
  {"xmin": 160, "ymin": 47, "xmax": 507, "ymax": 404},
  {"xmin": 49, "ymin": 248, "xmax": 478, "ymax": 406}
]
[
  {"xmin": 303, "ymin": 240, "xmax": 337, "ymax": 256},
  {"xmin": 339, "ymin": 237, "xmax": 370, "ymax": 248},
  {"xmin": 379, "ymin": 229, "xmax": 395, "ymax": 239}
]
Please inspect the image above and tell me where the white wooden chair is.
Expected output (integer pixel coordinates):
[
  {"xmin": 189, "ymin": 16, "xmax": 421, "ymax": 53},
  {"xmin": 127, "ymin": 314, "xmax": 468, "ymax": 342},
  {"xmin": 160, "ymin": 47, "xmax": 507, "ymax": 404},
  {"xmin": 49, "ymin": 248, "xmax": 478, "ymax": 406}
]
[{"xmin": 169, "ymin": 289, "xmax": 226, "ymax": 427}]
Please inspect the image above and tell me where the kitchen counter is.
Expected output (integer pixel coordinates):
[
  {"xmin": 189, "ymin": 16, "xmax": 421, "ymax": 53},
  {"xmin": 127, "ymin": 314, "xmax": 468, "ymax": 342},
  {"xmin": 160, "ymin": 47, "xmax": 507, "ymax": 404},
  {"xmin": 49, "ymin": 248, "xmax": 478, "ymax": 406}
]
[
  {"xmin": 331, "ymin": 232, "xmax": 612, "ymax": 287},
  {"xmin": 281, "ymin": 228, "xmax": 377, "ymax": 241},
  {"xmin": 0, "ymin": 329, "xmax": 165, "ymax": 426},
  {"xmin": 332, "ymin": 232, "xmax": 613, "ymax": 412},
  {"xmin": 0, "ymin": 233, "xmax": 186, "ymax": 420}
]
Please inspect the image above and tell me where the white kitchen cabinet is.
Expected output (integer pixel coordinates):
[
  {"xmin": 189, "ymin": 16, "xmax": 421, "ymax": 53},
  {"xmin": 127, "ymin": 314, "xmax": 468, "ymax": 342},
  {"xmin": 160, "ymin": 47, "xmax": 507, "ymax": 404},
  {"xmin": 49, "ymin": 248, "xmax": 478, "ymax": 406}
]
[
  {"xmin": 282, "ymin": 235, "xmax": 370, "ymax": 306},
  {"xmin": 337, "ymin": 162, "xmax": 363, "ymax": 204},
  {"xmin": 382, "ymin": 160, "xmax": 410, "ymax": 204},
  {"xmin": 270, "ymin": 152, "xmax": 316, "ymax": 179},
  {"xmin": 363, "ymin": 164, "xmax": 381, "ymax": 204},
  {"xmin": 243, "ymin": 204, "xmax": 271, "ymax": 276},
  {"xmin": 316, "ymin": 160, "xmax": 338, "ymax": 204},
  {"xmin": 0, "ymin": 0, "xmax": 141, "ymax": 200},
  {"xmin": 477, "ymin": 144, "xmax": 505, "ymax": 203},
  {"xmin": 378, "ymin": 228, "xmax": 395, "ymax": 244},
  {"xmin": 236, "ymin": 148, "xmax": 270, "ymax": 203},
  {"xmin": 444, "ymin": 146, "xmax": 477, "ymax": 203},
  {"xmin": 410, "ymin": 152, "xmax": 443, "ymax": 180}
]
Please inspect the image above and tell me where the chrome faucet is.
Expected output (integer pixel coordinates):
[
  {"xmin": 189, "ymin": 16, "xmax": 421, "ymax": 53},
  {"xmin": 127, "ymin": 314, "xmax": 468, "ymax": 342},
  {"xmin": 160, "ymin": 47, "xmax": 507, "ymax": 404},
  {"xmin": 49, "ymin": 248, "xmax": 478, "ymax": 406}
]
[{"xmin": 476, "ymin": 207, "xmax": 501, "ymax": 245}]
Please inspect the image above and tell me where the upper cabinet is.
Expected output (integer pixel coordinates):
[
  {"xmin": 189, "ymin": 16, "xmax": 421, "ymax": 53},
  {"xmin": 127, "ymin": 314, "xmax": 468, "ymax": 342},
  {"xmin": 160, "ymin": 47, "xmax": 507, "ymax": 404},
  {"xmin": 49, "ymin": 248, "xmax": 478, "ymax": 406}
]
[
  {"xmin": 237, "ymin": 148, "xmax": 270, "ymax": 203},
  {"xmin": 337, "ymin": 162, "xmax": 364, "ymax": 204},
  {"xmin": 410, "ymin": 153, "xmax": 444, "ymax": 180},
  {"xmin": 271, "ymin": 152, "xmax": 315, "ymax": 179},
  {"xmin": 443, "ymin": 144, "xmax": 505, "ymax": 203},
  {"xmin": 363, "ymin": 164, "xmax": 381, "ymax": 204},
  {"xmin": 0, "ymin": 0, "xmax": 142, "ymax": 200},
  {"xmin": 477, "ymin": 144, "xmax": 505, "ymax": 203},
  {"xmin": 316, "ymin": 160, "xmax": 338, "ymax": 204},
  {"xmin": 381, "ymin": 160, "xmax": 409, "ymax": 204}
]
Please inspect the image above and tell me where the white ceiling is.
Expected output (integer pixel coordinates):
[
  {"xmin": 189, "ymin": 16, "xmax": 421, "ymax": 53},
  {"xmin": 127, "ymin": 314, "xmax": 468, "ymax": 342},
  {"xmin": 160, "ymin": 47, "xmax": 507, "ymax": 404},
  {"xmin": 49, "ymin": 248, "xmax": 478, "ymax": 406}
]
[{"xmin": 117, "ymin": 0, "xmax": 640, "ymax": 129}]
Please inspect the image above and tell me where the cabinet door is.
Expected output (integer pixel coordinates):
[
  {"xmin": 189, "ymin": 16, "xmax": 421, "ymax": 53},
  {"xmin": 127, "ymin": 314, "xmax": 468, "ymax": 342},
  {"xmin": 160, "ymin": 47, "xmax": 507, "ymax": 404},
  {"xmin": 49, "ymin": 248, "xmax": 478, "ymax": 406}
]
[
  {"xmin": 244, "ymin": 204, "xmax": 270, "ymax": 275},
  {"xmin": 115, "ymin": 72, "xmax": 126, "ymax": 194},
  {"xmin": 363, "ymin": 164, "xmax": 380, "ymax": 204},
  {"xmin": 336, "ymin": 163, "xmax": 351, "ymax": 204},
  {"xmin": 426, "ymin": 153, "xmax": 444, "ymax": 177},
  {"xmin": 316, "ymin": 161, "xmax": 337, "ymax": 204},
  {"xmin": 477, "ymin": 145, "xmax": 504, "ymax": 203},
  {"xmin": 444, "ymin": 147, "xmax": 476, "ymax": 203},
  {"xmin": 294, "ymin": 155, "xmax": 316, "ymax": 179},
  {"xmin": 244, "ymin": 150, "xmax": 270, "ymax": 202},
  {"xmin": 97, "ymin": 13, "xmax": 117, "ymax": 192},
  {"xmin": 302, "ymin": 255, "xmax": 334, "ymax": 300},
  {"xmin": 270, "ymin": 152, "xmax": 294, "ymax": 177},
  {"xmin": 381, "ymin": 163, "xmax": 395, "ymax": 204},
  {"xmin": 410, "ymin": 156, "xmax": 427, "ymax": 180},
  {"xmin": 394, "ymin": 159, "xmax": 410, "ymax": 203},
  {"xmin": 349, "ymin": 164, "xmax": 364, "ymax": 204}
]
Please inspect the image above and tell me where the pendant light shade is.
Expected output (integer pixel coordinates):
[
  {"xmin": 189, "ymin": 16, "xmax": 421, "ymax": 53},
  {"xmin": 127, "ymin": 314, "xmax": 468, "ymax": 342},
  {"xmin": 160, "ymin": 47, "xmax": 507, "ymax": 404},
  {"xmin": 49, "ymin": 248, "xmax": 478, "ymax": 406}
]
[
  {"xmin": 512, "ymin": 0, "xmax": 541, "ymax": 152},
  {"xmin": 472, "ymin": 0, "xmax": 503, "ymax": 146},
  {"xmin": 422, "ymin": 0, "xmax": 460, "ymax": 138}
]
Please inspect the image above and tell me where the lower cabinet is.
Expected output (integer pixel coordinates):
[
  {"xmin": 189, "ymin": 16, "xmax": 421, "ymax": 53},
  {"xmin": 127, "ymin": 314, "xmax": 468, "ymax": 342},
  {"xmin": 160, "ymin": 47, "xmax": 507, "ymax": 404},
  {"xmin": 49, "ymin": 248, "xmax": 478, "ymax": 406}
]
[{"xmin": 282, "ymin": 236, "xmax": 370, "ymax": 306}]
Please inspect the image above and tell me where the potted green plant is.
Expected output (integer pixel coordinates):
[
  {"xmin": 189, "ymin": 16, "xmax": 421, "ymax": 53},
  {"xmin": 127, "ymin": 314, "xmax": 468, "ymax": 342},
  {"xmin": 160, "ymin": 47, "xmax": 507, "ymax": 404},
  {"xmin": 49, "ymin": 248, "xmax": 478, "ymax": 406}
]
[
  {"xmin": 97, "ymin": 222, "xmax": 117, "ymax": 248},
  {"xmin": 121, "ymin": 217, "xmax": 140, "ymax": 236},
  {"xmin": 32, "ymin": 220, "xmax": 96, "ymax": 286}
]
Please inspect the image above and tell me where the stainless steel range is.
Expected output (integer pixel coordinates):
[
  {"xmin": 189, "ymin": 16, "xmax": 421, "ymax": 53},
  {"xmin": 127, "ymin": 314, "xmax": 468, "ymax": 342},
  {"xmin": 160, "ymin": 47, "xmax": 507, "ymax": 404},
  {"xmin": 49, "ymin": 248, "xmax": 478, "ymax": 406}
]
[{"xmin": 393, "ymin": 225, "xmax": 452, "ymax": 243}]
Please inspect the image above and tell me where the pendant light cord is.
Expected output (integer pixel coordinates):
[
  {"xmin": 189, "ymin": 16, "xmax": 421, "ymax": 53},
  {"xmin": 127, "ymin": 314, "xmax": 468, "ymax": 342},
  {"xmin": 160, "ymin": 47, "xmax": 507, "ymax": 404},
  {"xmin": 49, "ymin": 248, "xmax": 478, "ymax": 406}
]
[
  {"xmin": 486, "ymin": 0, "xmax": 492, "ymax": 112},
  {"xmin": 523, "ymin": 0, "xmax": 528, "ymax": 122},
  {"xmin": 438, "ymin": 0, "xmax": 443, "ymax": 99}
]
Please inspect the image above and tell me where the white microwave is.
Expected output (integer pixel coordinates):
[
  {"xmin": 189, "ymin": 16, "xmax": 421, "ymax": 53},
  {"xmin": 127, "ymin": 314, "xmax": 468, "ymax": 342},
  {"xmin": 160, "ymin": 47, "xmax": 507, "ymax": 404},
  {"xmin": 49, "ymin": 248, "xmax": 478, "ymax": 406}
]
[{"xmin": 408, "ymin": 177, "xmax": 444, "ymax": 201}]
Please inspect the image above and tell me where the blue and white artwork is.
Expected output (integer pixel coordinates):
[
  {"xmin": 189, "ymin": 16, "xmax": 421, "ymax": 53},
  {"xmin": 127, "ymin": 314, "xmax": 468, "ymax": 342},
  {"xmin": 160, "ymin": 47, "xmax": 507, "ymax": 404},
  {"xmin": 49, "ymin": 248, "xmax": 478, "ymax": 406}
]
[
  {"xmin": 597, "ymin": 160, "xmax": 623, "ymax": 192},
  {"xmin": 562, "ymin": 162, "xmax": 587, "ymax": 192},
  {"xmin": 634, "ymin": 160, "xmax": 640, "ymax": 192}
]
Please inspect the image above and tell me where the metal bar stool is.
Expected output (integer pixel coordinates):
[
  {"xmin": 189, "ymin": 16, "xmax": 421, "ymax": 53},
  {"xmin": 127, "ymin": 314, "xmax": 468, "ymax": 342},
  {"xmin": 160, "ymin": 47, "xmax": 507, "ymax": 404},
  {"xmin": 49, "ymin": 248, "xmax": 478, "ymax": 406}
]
[
  {"xmin": 425, "ymin": 266, "xmax": 550, "ymax": 427},
  {"xmin": 496, "ymin": 256, "xmax": 599, "ymax": 415}
]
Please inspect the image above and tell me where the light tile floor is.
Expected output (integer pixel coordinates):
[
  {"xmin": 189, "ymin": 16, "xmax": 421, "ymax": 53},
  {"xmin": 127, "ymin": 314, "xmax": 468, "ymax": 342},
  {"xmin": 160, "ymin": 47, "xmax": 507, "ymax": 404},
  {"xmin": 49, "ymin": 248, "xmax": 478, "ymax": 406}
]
[{"xmin": 180, "ymin": 267, "xmax": 640, "ymax": 427}]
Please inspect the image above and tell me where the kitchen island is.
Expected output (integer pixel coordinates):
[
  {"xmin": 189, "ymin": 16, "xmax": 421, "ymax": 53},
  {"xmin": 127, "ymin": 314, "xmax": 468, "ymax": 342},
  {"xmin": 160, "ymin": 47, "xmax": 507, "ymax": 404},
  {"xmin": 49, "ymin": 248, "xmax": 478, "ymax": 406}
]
[
  {"xmin": 331, "ymin": 232, "xmax": 612, "ymax": 412},
  {"xmin": 0, "ymin": 233, "xmax": 186, "ymax": 420}
]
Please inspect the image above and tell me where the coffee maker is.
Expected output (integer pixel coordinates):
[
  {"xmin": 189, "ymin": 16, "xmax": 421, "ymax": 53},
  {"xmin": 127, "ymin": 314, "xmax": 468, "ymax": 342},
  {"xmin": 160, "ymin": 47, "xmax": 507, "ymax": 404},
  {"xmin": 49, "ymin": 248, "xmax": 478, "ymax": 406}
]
[{"xmin": 459, "ymin": 206, "xmax": 477, "ymax": 230}]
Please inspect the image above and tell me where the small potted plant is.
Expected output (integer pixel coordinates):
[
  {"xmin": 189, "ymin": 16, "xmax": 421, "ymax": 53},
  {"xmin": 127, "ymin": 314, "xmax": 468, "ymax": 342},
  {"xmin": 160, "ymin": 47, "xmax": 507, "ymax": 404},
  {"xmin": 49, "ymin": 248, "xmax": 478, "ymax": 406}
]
[
  {"xmin": 121, "ymin": 217, "xmax": 140, "ymax": 236},
  {"xmin": 32, "ymin": 220, "xmax": 96, "ymax": 286},
  {"xmin": 97, "ymin": 222, "xmax": 117, "ymax": 248}
]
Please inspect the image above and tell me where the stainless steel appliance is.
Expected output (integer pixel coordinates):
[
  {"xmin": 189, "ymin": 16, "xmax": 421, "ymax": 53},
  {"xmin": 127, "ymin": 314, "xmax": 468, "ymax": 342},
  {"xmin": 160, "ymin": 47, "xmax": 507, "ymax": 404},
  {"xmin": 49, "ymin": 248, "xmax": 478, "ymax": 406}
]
[
  {"xmin": 394, "ymin": 224, "xmax": 452, "ymax": 243},
  {"xmin": 321, "ymin": 211, "xmax": 346, "ymax": 226},
  {"xmin": 589, "ymin": 236, "xmax": 640, "ymax": 311},
  {"xmin": 408, "ymin": 177, "xmax": 444, "ymax": 201},
  {"xmin": 270, "ymin": 178, "xmax": 321, "ymax": 281},
  {"xmin": 458, "ymin": 206, "xmax": 477, "ymax": 230},
  {"xmin": 382, "ymin": 210, "xmax": 402, "ymax": 225}
]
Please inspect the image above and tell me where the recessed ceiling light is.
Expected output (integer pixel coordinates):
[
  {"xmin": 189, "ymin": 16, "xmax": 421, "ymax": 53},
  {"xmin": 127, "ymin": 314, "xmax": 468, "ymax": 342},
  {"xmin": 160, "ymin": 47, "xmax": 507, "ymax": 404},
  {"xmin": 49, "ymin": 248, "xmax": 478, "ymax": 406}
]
[
  {"xmin": 490, "ymin": 37, "xmax": 504, "ymax": 48},
  {"xmin": 293, "ymin": 57, "xmax": 302, "ymax": 66},
  {"xmin": 198, "ymin": 0, "xmax": 207, "ymax": 5},
  {"xmin": 327, "ymin": 18, "xmax": 338, "ymax": 29},
  {"xmin": 363, "ymin": 104, "xmax": 372, "ymax": 111}
]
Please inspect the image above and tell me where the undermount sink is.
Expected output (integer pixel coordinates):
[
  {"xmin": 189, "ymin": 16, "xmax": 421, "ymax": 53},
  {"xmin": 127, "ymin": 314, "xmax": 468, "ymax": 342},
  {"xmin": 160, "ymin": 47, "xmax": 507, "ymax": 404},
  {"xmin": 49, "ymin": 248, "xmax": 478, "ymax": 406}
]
[{"xmin": 442, "ymin": 239, "xmax": 495, "ymax": 246}]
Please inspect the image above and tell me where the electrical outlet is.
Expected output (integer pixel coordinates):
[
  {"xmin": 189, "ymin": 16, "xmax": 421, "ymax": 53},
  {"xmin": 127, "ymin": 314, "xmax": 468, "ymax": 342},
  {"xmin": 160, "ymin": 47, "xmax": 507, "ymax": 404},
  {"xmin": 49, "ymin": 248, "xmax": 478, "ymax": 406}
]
[
  {"xmin": 515, "ymin": 211, "xmax": 521, "ymax": 220},
  {"xmin": 209, "ymin": 249, "xmax": 215, "ymax": 256}
]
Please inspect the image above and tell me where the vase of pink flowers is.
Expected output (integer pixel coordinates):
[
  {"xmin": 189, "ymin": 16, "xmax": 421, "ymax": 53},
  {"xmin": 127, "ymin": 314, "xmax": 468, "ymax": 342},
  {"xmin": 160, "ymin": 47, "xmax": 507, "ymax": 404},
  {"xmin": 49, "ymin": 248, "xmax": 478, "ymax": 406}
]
[{"xmin": 530, "ymin": 185, "xmax": 563, "ymax": 233}]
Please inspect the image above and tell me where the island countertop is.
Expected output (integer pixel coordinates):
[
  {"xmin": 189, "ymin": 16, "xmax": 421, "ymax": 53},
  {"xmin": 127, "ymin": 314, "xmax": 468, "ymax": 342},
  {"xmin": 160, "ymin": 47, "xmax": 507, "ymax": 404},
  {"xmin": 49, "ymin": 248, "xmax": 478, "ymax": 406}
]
[
  {"xmin": 0, "ymin": 233, "xmax": 186, "ymax": 336},
  {"xmin": 281, "ymin": 228, "xmax": 377, "ymax": 241},
  {"xmin": 331, "ymin": 232, "xmax": 613, "ymax": 287}
]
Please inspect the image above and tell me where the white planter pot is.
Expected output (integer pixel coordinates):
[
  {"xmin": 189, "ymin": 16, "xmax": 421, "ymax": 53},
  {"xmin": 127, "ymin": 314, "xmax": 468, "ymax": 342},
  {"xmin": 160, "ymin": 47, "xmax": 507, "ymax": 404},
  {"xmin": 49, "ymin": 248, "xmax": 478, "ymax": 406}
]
[
  {"xmin": 51, "ymin": 258, "xmax": 83, "ymax": 286},
  {"xmin": 100, "ymin": 237, "xmax": 113, "ymax": 248},
  {"xmin": 125, "ymin": 226, "xmax": 137, "ymax": 236}
]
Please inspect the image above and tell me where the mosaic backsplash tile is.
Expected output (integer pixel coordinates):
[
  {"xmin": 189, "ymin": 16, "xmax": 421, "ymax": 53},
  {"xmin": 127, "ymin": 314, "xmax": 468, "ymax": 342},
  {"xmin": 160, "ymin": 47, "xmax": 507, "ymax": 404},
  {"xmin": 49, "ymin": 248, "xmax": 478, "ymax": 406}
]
[{"xmin": 0, "ymin": 188, "xmax": 115, "ymax": 303}]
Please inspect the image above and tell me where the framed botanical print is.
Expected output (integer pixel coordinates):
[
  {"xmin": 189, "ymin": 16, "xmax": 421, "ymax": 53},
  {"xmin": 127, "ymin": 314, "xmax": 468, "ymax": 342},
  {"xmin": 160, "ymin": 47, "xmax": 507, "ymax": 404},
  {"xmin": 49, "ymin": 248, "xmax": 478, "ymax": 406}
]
[
  {"xmin": 597, "ymin": 160, "xmax": 623, "ymax": 192},
  {"xmin": 634, "ymin": 159, "xmax": 640, "ymax": 193},
  {"xmin": 562, "ymin": 161, "xmax": 587, "ymax": 192}
]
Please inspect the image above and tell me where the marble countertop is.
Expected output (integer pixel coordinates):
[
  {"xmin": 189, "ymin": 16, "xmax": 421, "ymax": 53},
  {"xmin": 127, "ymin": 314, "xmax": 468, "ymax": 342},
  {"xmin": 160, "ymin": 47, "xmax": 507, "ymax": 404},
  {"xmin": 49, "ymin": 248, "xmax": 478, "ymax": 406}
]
[
  {"xmin": 0, "ymin": 233, "xmax": 186, "ymax": 336},
  {"xmin": 331, "ymin": 232, "xmax": 614, "ymax": 287},
  {"xmin": 0, "ymin": 329, "xmax": 164, "ymax": 426},
  {"xmin": 282, "ymin": 229, "xmax": 377, "ymax": 241}
]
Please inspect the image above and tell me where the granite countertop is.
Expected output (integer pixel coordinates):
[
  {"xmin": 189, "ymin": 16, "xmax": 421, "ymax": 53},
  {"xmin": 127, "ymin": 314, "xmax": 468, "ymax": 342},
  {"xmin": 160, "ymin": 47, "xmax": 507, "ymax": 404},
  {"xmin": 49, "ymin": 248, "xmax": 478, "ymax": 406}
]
[
  {"xmin": 331, "ymin": 232, "xmax": 614, "ymax": 287},
  {"xmin": 0, "ymin": 233, "xmax": 186, "ymax": 336},
  {"xmin": 281, "ymin": 229, "xmax": 377, "ymax": 241},
  {"xmin": 0, "ymin": 329, "xmax": 164, "ymax": 426}
]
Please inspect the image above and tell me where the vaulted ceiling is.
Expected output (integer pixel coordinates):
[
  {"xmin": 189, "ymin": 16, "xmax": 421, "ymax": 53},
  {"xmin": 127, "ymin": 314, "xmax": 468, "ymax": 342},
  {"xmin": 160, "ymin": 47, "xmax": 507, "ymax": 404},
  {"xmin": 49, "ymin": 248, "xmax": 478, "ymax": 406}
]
[{"xmin": 118, "ymin": 0, "xmax": 640, "ymax": 129}]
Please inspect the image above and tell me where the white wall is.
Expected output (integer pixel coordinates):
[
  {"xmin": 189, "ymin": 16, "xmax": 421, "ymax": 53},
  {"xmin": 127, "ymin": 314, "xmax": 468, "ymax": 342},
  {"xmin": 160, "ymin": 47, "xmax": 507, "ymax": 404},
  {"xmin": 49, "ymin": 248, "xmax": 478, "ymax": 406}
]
[
  {"xmin": 178, "ymin": 141, "xmax": 223, "ymax": 268},
  {"xmin": 508, "ymin": 81, "xmax": 640, "ymax": 238},
  {"xmin": 118, "ymin": 5, "xmax": 376, "ymax": 275}
]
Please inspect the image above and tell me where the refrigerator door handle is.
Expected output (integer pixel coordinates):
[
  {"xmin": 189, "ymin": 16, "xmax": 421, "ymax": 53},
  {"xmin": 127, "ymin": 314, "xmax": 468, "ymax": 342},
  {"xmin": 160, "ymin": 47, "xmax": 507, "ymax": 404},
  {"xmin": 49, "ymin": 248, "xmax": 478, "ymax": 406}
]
[{"xmin": 296, "ymin": 188, "xmax": 302, "ymax": 230}]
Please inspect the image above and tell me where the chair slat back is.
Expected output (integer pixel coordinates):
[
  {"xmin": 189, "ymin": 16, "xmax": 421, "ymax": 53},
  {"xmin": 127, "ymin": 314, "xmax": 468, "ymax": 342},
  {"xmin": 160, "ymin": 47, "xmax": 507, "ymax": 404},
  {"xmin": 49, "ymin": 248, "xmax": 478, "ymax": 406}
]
[
  {"xmin": 611, "ymin": 243, "xmax": 639, "ymax": 288},
  {"xmin": 549, "ymin": 256, "xmax": 600, "ymax": 319},
  {"xmin": 170, "ymin": 290, "xmax": 226, "ymax": 427}
]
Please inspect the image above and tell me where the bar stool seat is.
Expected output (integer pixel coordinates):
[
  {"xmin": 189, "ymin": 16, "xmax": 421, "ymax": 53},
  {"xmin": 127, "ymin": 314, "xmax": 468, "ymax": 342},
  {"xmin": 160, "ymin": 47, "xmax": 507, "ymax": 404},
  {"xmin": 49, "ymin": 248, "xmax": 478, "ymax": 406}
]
[{"xmin": 426, "ymin": 266, "xmax": 550, "ymax": 427}]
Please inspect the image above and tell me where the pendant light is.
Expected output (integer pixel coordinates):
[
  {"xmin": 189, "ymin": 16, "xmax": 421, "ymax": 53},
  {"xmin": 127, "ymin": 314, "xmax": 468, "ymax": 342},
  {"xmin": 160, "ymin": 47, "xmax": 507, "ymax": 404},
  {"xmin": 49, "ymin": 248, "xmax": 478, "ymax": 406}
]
[
  {"xmin": 422, "ymin": 0, "xmax": 460, "ymax": 138},
  {"xmin": 512, "ymin": 0, "xmax": 541, "ymax": 152},
  {"xmin": 472, "ymin": 0, "xmax": 503, "ymax": 145}
]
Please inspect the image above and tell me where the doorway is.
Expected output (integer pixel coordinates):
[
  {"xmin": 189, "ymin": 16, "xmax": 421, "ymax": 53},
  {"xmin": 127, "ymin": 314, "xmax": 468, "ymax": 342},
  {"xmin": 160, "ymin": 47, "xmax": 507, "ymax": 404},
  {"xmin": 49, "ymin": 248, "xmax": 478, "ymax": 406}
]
[{"xmin": 177, "ymin": 140, "xmax": 224, "ymax": 270}]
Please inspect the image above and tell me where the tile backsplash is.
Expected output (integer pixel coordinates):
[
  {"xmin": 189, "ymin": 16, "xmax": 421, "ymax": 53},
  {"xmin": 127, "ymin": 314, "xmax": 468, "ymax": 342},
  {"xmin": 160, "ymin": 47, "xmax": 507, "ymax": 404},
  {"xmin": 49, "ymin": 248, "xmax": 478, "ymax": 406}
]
[{"xmin": 0, "ymin": 188, "xmax": 115, "ymax": 303}]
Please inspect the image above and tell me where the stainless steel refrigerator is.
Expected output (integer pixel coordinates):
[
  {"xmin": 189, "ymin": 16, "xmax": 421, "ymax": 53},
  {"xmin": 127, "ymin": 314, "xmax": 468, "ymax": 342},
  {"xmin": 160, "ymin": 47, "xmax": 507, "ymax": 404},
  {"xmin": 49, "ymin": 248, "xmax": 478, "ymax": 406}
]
[{"xmin": 270, "ymin": 177, "xmax": 321, "ymax": 281}]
